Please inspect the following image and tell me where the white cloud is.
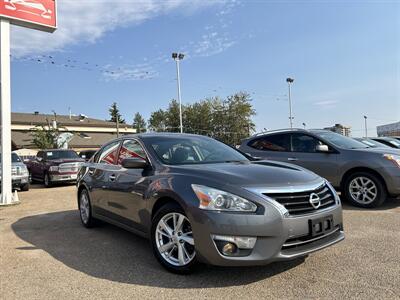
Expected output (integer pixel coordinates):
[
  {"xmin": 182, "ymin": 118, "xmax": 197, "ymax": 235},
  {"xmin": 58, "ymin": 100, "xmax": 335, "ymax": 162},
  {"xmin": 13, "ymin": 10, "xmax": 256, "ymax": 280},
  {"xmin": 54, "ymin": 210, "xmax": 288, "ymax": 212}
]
[
  {"xmin": 102, "ymin": 62, "xmax": 158, "ymax": 81},
  {"xmin": 313, "ymin": 100, "xmax": 340, "ymax": 109},
  {"xmin": 11, "ymin": 0, "xmax": 223, "ymax": 57},
  {"xmin": 193, "ymin": 31, "xmax": 236, "ymax": 57}
]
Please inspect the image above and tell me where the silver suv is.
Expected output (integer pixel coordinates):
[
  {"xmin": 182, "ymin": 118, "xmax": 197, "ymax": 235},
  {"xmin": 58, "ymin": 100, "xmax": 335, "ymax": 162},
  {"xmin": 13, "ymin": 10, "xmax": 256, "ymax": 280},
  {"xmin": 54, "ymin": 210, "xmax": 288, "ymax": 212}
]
[
  {"xmin": 240, "ymin": 129, "xmax": 400, "ymax": 208},
  {"xmin": 0, "ymin": 152, "xmax": 30, "ymax": 191}
]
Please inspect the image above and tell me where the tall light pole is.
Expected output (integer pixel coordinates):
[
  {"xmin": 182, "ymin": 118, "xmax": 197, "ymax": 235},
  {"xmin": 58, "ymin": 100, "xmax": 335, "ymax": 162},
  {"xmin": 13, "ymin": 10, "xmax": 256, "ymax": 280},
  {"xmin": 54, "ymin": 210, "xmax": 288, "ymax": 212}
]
[
  {"xmin": 172, "ymin": 52, "xmax": 184, "ymax": 133},
  {"xmin": 364, "ymin": 115, "xmax": 368, "ymax": 138},
  {"xmin": 286, "ymin": 77, "xmax": 294, "ymax": 129},
  {"xmin": 302, "ymin": 122, "xmax": 306, "ymax": 129}
]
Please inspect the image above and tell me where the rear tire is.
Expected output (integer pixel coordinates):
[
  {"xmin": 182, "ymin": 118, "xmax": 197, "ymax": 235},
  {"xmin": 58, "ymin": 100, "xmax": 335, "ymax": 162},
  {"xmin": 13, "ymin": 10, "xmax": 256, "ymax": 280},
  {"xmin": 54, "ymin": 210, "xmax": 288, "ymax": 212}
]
[
  {"xmin": 343, "ymin": 172, "xmax": 386, "ymax": 208},
  {"xmin": 78, "ymin": 189, "xmax": 98, "ymax": 228},
  {"xmin": 151, "ymin": 202, "xmax": 197, "ymax": 274}
]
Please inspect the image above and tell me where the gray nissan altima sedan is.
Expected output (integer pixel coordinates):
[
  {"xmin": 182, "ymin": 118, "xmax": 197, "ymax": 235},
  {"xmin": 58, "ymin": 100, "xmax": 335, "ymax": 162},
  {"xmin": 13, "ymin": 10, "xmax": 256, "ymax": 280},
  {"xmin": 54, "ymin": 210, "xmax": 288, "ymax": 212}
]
[{"xmin": 77, "ymin": 133, "xmax": 344, "ymax": 273}]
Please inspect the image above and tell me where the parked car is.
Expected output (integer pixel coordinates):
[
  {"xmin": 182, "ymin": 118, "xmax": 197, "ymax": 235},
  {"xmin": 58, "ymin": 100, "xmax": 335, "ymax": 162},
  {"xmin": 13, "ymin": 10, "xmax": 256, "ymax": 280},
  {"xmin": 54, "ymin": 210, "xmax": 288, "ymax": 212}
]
[
  {"xmin": 370, "ymin": 137, "xmax": 400, "ymax": 149},
  {"xmin": 77, "ymin": 133, "xmax": 344, "ymax": 273},
  {"xmin": 240, "ymin": 129, "xmax": 400, "ymax": 208},
  {"xmin": 78, "ymin": 150, "xmax": 97, "ymax": 161},
  {"xmin": 26, "ymin": 149, "xmax": 84, "ymax": 187},
  {"xmin": 0, "ymin": 152, "xmax": 30, "ymax": 191},
  {"xmin": 353, "ymin": 138, "xmax": 391, "ymax": 148}
]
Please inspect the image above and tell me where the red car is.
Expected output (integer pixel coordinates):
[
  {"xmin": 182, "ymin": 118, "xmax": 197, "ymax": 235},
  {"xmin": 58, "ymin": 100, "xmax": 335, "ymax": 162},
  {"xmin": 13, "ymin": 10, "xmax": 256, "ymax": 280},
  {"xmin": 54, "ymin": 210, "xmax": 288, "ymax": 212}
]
[{"xmin": 26, "ymin": 149, "xmax": 84, "ymax": 188}]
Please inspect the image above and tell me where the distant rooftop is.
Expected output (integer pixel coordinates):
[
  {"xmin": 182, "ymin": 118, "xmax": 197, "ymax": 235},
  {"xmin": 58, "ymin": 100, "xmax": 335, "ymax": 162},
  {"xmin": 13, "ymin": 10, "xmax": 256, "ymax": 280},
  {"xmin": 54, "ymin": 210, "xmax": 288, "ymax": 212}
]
[{"xmin": 11, "ymin": 112, "xmax": 130, "ymax": 128}]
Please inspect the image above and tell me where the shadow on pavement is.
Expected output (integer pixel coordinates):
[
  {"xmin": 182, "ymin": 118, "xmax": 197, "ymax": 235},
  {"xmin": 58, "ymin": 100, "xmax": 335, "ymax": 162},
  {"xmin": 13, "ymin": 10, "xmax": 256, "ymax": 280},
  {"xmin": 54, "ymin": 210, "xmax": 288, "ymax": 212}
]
[{"xmin": 12, "ymin": 210, "xmax": 304, "ymax": 288}]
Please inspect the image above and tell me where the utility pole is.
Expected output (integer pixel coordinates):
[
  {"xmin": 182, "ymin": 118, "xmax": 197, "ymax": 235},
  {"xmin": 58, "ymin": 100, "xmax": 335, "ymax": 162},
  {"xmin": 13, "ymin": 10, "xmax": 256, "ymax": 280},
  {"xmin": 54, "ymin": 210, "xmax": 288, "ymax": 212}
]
[
  {"xmin": 364, "ymin": 115, "xmax": 368, "ymax": 138},
  {"xmin": 0, "ymin": 19, "xmax": 12, "ymax": 204},
  {"xmin": 286, "ymin": 77, "xmax": 294, "ymax": 129},
  {"xmin": 172, "ymin": 53, "xmax": 184, "ymax": 133},
  {"xmin": 116, "ymin": 117, "xmax": 120, "ymax": 138}
]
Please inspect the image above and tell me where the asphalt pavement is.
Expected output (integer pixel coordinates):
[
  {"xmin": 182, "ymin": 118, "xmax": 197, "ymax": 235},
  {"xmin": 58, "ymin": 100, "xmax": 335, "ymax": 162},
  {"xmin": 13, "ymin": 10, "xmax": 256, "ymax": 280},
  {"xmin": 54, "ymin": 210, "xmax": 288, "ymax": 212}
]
[{"xmin": 1, "ymin": 185, "xmax": 399, "ymax": 299}]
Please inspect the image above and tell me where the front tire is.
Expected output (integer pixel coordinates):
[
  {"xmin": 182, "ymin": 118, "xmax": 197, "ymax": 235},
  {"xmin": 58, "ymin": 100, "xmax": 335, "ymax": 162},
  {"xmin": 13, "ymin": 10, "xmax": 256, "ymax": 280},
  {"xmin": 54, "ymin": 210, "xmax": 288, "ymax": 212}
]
[
  {"xmin": 151, "ymin": 203, "xmax": 197, "ymax": 274},
  {"xmin": 343, "ymin": 172, "xmax": 386, "ymax": 208},
  {"xmin": 79, "ymin": 189, "xmax": 97, "ymax": 228},
  {"xmin": 44, "ymin": 173, "xmax": 52, "ymax": 188},
  {"xmin": 20, "ymin": 183, "xmax": 30, "ymax": 191}
]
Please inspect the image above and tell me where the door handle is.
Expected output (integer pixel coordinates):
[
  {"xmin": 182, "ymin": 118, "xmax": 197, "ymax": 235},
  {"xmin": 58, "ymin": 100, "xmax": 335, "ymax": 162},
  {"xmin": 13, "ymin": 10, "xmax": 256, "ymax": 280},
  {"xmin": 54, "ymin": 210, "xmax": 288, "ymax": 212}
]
[
  {"xmin": 109, "ymin": 174, "xmax": 116, "ymax": 181},
  {"xmin": 288, "ymin": 157, "xmax": 298, "ymax": 161}
]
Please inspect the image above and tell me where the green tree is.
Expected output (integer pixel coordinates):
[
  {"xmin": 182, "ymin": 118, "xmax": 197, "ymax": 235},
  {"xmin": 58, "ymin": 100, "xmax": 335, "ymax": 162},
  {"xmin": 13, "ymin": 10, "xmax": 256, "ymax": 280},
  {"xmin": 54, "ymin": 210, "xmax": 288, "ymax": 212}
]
[
  {"xmin": 31, "ymin": 124, "xmax": 65, "ymax": 149},
  {"xmin": 147, "ymin": 92, "xmax": 256, "ymax": 145},
  {"xmin": 108, "ymin": 102, "xmax": 125, "ymax": 124},
  {"xmin": 133, "ymin": 112, "xmax": 147, "ymax": 133},
  {"xmin": 148, "ymin": 109, "xmax": 167, "ymax": 132}
]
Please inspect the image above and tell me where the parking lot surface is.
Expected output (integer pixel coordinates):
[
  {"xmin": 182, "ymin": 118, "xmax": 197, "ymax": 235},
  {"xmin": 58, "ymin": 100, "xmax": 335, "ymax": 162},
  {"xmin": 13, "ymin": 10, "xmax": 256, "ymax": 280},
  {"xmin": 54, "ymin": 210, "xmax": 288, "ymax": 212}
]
[{"xmin": 1, "ymin": 185, "xmax": 399, "ymax": 299}]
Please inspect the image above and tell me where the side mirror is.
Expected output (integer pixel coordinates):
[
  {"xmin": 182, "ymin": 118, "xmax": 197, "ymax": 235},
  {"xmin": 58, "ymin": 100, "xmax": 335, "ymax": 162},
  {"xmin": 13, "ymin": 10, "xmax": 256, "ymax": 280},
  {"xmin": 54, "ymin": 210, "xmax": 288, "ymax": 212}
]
[
  {"xmin": 121, "ymin": 157, "xmax": 148, "ymax": 169},
  {"xmin": 316, "ymin": 144, "xmax": 330, "ymax": 153}
]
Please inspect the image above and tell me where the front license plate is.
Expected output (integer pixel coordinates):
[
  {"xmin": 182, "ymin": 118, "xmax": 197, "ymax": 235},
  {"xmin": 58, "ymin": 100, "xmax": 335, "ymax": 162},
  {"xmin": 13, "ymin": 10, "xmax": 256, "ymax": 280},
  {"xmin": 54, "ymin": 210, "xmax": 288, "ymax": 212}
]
[
  {"xmin": 70, "ymin": 174, "xmax": 77, "ymax": 180},
  {"xmin": 309, "ymin": 215, "xmax": 334, "ymax": 237}
]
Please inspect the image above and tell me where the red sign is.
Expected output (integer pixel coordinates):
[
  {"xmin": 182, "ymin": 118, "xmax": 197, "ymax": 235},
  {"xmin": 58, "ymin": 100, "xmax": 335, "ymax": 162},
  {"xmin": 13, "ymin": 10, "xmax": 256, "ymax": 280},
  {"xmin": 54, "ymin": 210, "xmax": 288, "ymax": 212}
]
[{"xmin": 0, "ymin": 0, "xmax": 56, "ymax": 32}]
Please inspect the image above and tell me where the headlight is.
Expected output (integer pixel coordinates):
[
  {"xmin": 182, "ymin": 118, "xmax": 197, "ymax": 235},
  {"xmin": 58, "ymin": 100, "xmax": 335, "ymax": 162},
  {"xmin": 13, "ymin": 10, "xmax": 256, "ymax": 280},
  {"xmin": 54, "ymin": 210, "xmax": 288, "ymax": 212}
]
[
  {"xmin": 21, "ymin": 166, "xmax": 29, "ymax": 176},
  {"xmin": 49, "ymin": 166, "xmax": 59, "ymax": 172},
  {"xmin": 383, "ymin": 154, "xmax": 400, "ymax": 168},
  {"xmin": 325, "ymin": 180, "xmax": 340, "ymax": 205},
  {"xmin": 191, "ymin": 184, "xmax": 257, "ymax": 212}
]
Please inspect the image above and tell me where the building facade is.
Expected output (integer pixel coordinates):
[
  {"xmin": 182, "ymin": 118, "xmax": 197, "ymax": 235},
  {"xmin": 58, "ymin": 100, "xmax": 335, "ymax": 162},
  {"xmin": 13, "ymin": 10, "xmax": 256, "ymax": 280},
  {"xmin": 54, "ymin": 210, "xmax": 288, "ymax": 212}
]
[
  {"xmin": 323, "ymin": 124, "xmax": 351, "ymax": 137},
  {"xmin": 11, "ymin": 112, "xmax": 136, "ymax": 152},
  {"xmin": 377, "ymin": 121, "xmax": 400, "ymax": 137}
]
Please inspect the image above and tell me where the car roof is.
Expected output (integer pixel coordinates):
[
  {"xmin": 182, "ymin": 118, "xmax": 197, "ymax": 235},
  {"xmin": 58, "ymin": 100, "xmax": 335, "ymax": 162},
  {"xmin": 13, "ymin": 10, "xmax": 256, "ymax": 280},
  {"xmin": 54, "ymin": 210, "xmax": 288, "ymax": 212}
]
[{"xmin": 247, "ymin": 128, "xmax": 331, "ymax": 140}]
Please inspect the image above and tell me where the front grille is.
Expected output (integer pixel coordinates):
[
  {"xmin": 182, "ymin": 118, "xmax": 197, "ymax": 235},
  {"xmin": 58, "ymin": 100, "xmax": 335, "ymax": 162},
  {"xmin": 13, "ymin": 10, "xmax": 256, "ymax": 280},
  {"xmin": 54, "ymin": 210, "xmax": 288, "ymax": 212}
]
[
  {"xmin": 59, "ymin": 162, "xmax": 81, "ymax": 173},
  {"xmin": 264, "ymin": 184, "xmax": 336, "ymax": 215}
]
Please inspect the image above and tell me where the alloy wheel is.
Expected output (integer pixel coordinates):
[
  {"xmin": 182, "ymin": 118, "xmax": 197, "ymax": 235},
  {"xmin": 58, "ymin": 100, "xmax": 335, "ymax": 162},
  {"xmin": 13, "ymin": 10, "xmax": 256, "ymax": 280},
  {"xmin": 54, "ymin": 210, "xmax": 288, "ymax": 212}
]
[
  {"xmin": 155, "ymin": 212, "xmax": 195, "ymax": 267},
  {"xmin": 80, "ymin": 192, "xmax": 90, "ymax": 224},
  {"xmin": 349, "ymin": 176, "xmax": 377, "ymax": 205}
]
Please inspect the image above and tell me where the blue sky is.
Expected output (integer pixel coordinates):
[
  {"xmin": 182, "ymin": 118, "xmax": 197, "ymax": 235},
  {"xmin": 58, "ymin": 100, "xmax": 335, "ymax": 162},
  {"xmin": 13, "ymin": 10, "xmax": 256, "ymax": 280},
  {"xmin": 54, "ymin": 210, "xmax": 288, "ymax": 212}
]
[{"xmin": 10, "ymin": 0, "xmax": 400, "ymax": 137}]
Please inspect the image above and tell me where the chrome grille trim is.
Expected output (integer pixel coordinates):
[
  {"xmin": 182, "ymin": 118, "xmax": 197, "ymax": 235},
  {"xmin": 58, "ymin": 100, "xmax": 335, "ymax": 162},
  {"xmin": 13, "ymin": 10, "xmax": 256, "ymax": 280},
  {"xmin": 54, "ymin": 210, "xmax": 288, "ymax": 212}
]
[{"xmin": 261, "ymin": 183, "xmax": 336, "ymax": 216}]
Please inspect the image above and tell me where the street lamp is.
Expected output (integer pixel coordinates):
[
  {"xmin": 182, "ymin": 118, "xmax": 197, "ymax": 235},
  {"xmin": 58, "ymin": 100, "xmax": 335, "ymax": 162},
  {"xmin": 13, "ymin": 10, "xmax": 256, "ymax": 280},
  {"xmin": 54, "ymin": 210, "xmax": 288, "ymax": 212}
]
[
  {"xmin": 172, "ymin": 52, "xmax": 185, "ymax": 133},
  {"xmin": 286, "ymin": 77, "xmax": 294, "ymax": 129},
  {"xmin": 364, "ymin": 115, "xmax": 368, "ymax": 138},
  {"xmin": 302, "ymin": 122, "xmax": 306, "ymax": 129}
]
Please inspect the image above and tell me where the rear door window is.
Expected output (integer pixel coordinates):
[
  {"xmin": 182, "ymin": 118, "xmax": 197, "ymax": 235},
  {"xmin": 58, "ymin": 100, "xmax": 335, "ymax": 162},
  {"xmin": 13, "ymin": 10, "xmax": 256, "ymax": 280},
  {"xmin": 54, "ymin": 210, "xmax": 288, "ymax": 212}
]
[
  {"xmin": 248, "ymin": 134, "xmax": 291, "ymax": 152},
  {"xmin": 117, "ymin": 139, "xmax": 147, "ymax": 165},
  {"xmin": 98, "ymin": 141, "xmax": 121, "ymax": 165}
]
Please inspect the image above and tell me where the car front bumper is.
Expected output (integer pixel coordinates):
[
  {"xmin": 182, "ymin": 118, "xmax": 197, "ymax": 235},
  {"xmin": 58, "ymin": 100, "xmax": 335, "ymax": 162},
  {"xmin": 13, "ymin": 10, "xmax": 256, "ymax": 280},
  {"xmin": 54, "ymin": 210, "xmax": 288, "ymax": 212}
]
[
  {"xmin": 0, "ymin": 175, "xmax": 29, "ymax": 189},
  {"xmin": 49, "ymin": 173, "xmax": 78, "ymax": 182},
  {"xmin": 190, "ymin": 204, "xmax": 344, "ymax": 267}
]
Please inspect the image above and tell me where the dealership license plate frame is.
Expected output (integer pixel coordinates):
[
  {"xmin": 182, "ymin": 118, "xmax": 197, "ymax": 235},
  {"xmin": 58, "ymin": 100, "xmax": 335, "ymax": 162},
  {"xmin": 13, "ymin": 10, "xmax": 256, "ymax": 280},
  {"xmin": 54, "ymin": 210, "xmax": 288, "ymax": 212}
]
[{"xmin": 309, "ymin": 215, "xmax": 334, "ymax": 237}]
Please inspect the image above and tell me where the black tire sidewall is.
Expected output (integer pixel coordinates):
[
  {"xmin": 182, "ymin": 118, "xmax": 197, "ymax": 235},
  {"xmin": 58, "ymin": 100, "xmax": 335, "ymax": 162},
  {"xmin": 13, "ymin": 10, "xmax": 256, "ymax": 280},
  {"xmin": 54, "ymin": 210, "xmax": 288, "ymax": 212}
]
[
  {"xmin": 344, "ymin": 172, "xmax": 386, "ymax": 208},
  {"xmin": 44, "ymin": 173, "xmax": 52, "ymax": 188},
  {"xmin": 21, "ymin": 183, "xmax": 29, "ymax": 191},
  {"xmin": 150, "ymin": 203, "xmax": 197, "ymax": 274}
]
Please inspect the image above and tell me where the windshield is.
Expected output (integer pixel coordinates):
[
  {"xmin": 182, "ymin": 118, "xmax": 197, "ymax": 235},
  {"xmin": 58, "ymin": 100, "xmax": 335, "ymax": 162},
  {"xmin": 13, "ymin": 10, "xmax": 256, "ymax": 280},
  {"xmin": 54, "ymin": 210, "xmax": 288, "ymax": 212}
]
[
  {"xmin": 150, "ymin": 136, "xmax": 248, "ymax": 165},
  {"xmin": 312, "ymin": 131, "xmax": 369, "ymax": 149},
  {"xmin": 0, "ymin": 153, "xmax": 22, "ymax": 163},
  {"xmin": 45, "ymin": 150, "xmax": 79, "ymax": 160}
]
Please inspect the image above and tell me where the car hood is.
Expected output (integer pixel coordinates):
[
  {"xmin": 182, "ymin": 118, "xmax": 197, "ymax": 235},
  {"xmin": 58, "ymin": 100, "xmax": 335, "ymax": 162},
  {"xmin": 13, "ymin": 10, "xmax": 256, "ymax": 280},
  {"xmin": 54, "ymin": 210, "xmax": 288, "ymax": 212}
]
[
  {"xmin": 47, "ymin": 158, "xmax": 85, "ymax": 165},
  {"xmin": 169, "ymin": 160, "xmax": 323, "ymax": 188}
]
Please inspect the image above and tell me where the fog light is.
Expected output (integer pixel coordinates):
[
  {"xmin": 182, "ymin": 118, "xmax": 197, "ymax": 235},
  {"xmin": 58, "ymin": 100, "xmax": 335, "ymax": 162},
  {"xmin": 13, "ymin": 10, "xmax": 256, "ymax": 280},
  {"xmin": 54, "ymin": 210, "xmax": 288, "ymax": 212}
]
[
  {"xmin": 212, "ymin": 235, "xmax": 257, "ymax": 249},
  {"xmin": 222, "ymin": 242, "xmax": 237, "ymax": 255}
]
